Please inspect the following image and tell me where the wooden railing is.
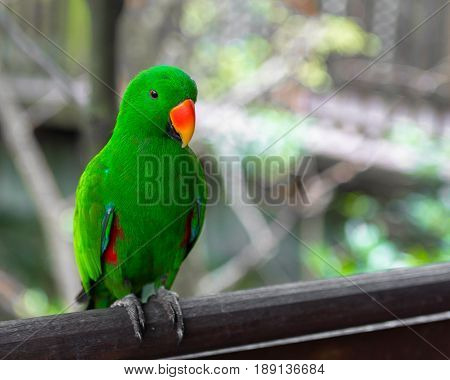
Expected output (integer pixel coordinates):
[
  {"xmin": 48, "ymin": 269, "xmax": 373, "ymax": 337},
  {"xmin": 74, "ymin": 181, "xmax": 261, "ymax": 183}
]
[{"xmin": 1, "ymin": 263, "xmax": 450, "ymax": 359}]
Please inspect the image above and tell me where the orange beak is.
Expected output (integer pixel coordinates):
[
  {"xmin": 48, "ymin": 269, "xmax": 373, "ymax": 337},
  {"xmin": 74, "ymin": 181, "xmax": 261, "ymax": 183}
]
[{"xmin": 169, "ymin": 99, "xmax": 195, "ymax": 148}]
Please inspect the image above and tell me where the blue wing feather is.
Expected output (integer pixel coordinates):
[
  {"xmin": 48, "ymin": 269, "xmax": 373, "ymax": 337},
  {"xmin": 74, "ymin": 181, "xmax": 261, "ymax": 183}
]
[{"xmin": 101, "ymin": 205, "xmax": 115, "ymax": 254}]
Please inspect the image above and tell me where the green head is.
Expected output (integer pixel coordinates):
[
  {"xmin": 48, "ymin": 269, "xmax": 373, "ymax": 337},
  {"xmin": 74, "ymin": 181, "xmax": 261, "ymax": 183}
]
[{"xmin": 115, "ymin": 65, "xmax": 198, "ymax": 147}]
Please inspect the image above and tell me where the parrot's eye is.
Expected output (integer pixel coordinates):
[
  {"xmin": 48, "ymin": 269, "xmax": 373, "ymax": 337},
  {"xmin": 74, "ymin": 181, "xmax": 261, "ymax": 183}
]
[{"xmin": 149, "ymin": 90, "xmax": 158, "ymax": 99}]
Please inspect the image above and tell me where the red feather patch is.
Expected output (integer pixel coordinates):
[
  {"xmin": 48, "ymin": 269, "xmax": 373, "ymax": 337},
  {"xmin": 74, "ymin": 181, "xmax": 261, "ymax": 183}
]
[{"xmin": 104, "ymin": 217, "xmax": 123, "ymax": 265}]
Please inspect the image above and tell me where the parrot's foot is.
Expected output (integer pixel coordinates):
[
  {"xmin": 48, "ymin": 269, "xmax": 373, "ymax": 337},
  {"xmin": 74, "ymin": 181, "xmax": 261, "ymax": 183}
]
[
  {"xmin": 111, "ymin": 293, "xmax": 145, "ymax": 341},
  {"xmin": 153, "ymin": 287, "xmax": 184, "ymax": 344}
]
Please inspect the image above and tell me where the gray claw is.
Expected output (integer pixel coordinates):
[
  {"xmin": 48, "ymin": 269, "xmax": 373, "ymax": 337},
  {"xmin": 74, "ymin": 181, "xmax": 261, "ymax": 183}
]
[
  {"xmin": 111, "ymin": 293, "xmax": 145, "ymax": 341},
  {"xmin": 153, "ymin": 287, "xmax": 184, "ymax": 344}
]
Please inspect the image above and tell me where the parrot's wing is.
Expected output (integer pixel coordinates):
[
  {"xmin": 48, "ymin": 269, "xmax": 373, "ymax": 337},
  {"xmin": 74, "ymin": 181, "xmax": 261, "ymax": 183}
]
[
  {"xmin": 73, "ymin": 157, "xmax": 110, "ymax": 292},
  {"xmin": 185, "ymin": 197, "xmax": 204, "ymax": 254},
  {"xmin": 183, "ymin": 158, "xmax": 207, "ymax": 258}
]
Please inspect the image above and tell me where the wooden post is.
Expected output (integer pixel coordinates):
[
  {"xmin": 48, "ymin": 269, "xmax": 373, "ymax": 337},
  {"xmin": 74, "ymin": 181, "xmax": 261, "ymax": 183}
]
[{"xmin": 1, "ymin": 263, "xmax": 450, "ymax": 359}]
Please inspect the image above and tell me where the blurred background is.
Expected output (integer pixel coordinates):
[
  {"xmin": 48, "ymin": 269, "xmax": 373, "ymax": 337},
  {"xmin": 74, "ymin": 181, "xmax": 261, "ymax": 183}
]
[{"xmin": 0, "ymin": 0, "xmax": 448, "ymax": 321}]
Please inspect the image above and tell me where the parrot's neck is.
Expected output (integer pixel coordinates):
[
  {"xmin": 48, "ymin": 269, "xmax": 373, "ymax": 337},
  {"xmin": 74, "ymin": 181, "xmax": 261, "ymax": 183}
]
[
  {"xmin": 112, "ymin": 107, "xmax": 149, "ymax": 140},
  {"xmin": 106, "ymin": 106, "xmax": 185, "ymax": 158},
  {"xmin": 105, "ymin": 108, "xmax": 171, "ymax": 159}
]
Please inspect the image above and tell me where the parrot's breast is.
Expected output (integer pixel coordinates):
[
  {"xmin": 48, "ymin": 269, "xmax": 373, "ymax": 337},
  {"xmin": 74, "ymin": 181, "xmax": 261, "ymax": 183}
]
[{"xmin": 100, "ymin": 141, "xmax": 204, "ymax": 291}]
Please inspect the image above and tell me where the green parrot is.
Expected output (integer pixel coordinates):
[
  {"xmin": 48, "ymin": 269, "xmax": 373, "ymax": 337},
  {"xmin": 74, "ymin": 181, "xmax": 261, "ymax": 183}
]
[{"xmin": 73, "ymin": 65, "xmax": 206, "ymax": 340}]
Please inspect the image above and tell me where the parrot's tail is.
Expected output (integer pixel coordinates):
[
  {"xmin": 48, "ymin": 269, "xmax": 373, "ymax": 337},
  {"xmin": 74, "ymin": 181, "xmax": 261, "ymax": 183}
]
[
  {"xmin": 76, "ymin": 284, "xmax": 116, "ymax": 309},
  {"xmin": 75, "ymin": 288, "xmax": 93, "ymax": 309}
]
